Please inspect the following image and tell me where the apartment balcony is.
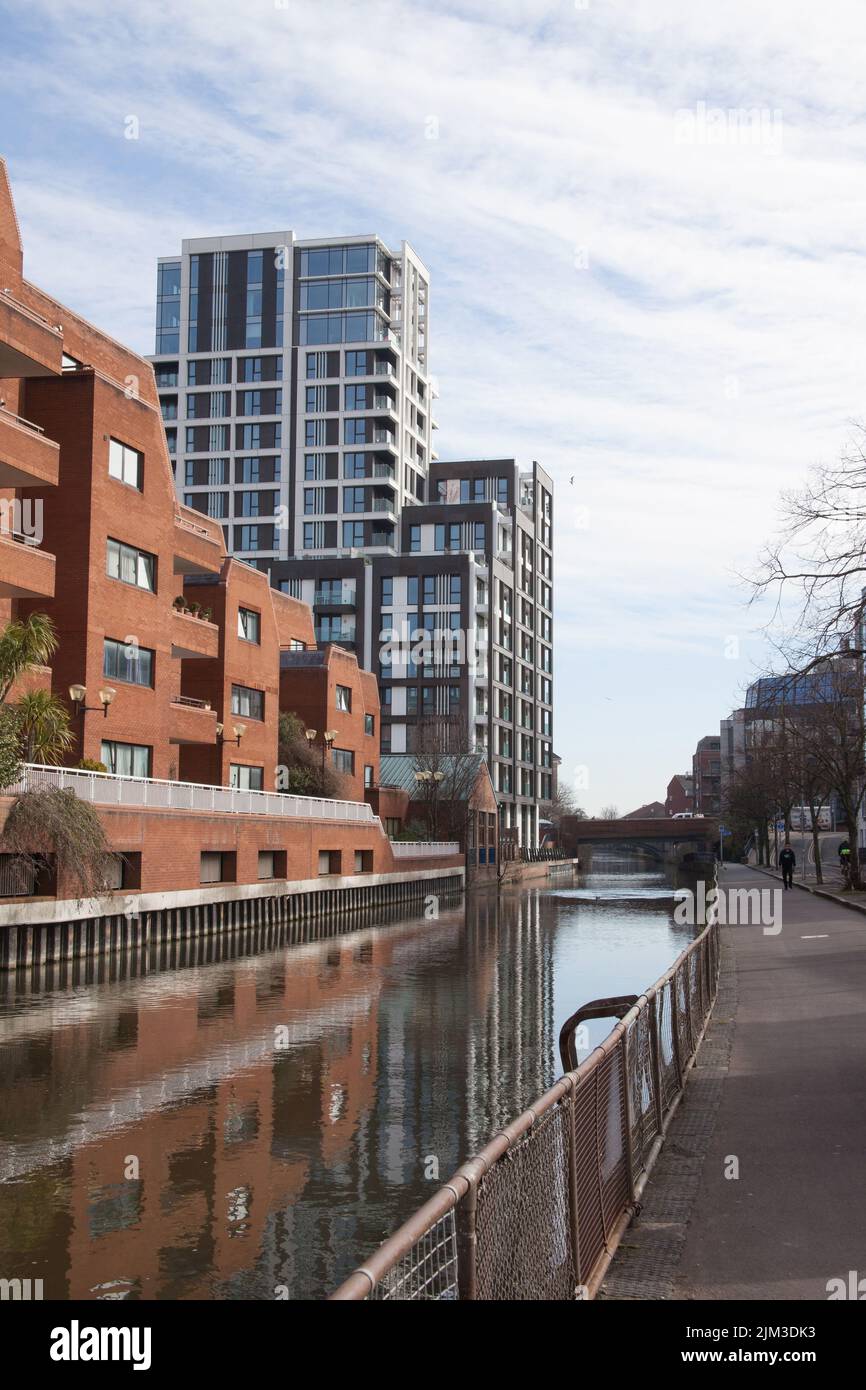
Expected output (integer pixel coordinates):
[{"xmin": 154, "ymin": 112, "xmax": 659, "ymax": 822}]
[
  {"xmin": 371, "ymin": 497, "xmax": 397, "ymax": 518},
  {"xmin": 0, "ymin": 407, "xmax": 60, "ymax": 488},
  {"xmin": 375, "ymin": 361, "xmax": 396, "ymax": 379},
  {"xmin": 0, "ymin": 531, "xmax": 55, "ymax": 598},
  {"xmin": 170, "ymin": 608, "xmax": 219, "ymax": 660},
  {"xmin": 0, "ymin": 289, "xmax": 63, "ymax": 378},
  {"xmin": 313, "ymin": 586, "xmax": 356, "ymax": 610},
  {"xmin": 169, "ymin": 694, "xmax": 218, "ymax": 745},
  {"xmin": 372, "ymin": 428, "xmax": 397, "ymax": 455},
  {"xmin": 173, "ymin": 506, "xmax": 225, "ymax": 576}
]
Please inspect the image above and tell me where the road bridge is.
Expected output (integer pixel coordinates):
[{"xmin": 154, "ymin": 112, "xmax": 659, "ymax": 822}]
[{"xmin": 560, "ymin": 815, "xmax": 720, "ymax": 870}]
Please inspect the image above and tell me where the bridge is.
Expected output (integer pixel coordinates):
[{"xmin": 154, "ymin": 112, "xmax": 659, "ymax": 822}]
[{"xmin": 559, "ymin": 815, "xmax": 720, "ymax": 868}]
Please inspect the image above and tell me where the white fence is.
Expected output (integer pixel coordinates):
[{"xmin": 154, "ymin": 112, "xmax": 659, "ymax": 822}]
[
  {"xmin": 8, "ymin": 764, "xmax": 378, "ymax": 824},
  {"xmin": 390, "ymin": 840, "xmax": 459, "ymax": 857}
]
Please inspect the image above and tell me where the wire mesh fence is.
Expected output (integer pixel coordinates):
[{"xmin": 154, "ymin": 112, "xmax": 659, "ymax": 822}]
[{"xmin": 330, "ymin": 914, "xmax": 720, "ymax": 1302}]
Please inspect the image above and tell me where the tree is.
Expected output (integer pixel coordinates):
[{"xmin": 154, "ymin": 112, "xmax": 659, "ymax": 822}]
[
  {"xmin": 599, "ymin": 804, "xmax": 619, "ymax": 820},
  {"xmin": 14, "ymin": 689, "xmax": 74, "ymax": 765},
  {"xmin": 408, "ymin": 714, "xmax": 483, "ymax": 845},
  {"xmin": 540, "ymin": 780, "xmax": 587, "ymax": 830},
  {"xmin": 0, "ymin": 705, "xmax": 21, "ymax": 792},
  {"xmin": 0, "ymin": 787, "xmax": 114, "ymax": 898},
  {"xmin": 0, "ymin": 614, "xmax": 59, "ymax": 703},
  {"xmin": 276, "ymin": 711, "xmax": 348, "ymax": 798}
]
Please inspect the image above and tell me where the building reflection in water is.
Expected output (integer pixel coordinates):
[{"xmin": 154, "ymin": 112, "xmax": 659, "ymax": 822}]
[{"xmin": 0, "ymin": 865, "xmax": 688, "ymax": 1299}]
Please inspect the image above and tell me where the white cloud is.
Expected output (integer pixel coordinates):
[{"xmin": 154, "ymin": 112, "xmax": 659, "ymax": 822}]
[{"xmin": 4, "ymin": 0, "xmax": 865, "ymax": 804}]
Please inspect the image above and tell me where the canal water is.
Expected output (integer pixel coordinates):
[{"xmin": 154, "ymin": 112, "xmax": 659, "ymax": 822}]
[{"xmin": 0, "ymin": 855, "xmax": 696, "ymax": 1300}]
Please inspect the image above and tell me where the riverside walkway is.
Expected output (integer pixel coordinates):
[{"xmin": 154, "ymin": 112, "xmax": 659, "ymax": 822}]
[{"xmin": 603, "ymin": 864, "xmax": 866, "ymax": 1301}]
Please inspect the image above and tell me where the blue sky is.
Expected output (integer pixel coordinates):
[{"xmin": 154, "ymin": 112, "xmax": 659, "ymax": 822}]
[{"xmin": 4, "ymin": 0, "xmax": 866, "ymax": 812}]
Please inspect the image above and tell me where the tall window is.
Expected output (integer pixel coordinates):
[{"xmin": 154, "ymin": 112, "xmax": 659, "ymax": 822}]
[
  {"xmin": 237, "ymin": 608, "xmax": 261, "ymax": 644},
  {"xmin": 336, "ymin": 684, "xmax": 352, "ymax": 712},
  {"xmin": 231, "ymin": 685, "xmax": 264, "ymax": 720},
  {"xmin": 101, "ymin": 740, "xmax": 151, "ymax": 778},
  {"xmin": 108, "ymin": 438, "xmax": 143, "ymax": 490},
  {"xmin": 106, "ymin": 539, "xmax": 155, "ymax": 592},
  {"xmin": 103, "ymin": 638, "xmax": 154, "ymax": 687},
  {"xmin": 332, "ymin": 748, "xmax": 354, "ymax": 775}
]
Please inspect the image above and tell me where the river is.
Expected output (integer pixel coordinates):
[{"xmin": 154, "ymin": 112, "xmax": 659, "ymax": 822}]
[{"xmin": 0, "ymin": 854, "xmax": 697, "ymax": 1300}]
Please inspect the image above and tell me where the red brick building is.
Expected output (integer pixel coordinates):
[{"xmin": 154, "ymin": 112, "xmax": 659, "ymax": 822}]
[
  {"xmin": 279, "ymin": 643, "xmax": 380, "ymax": 801},
  {"xmin": 692, "ymin": 737, "xmax": 721, "ymax": 815},
  {"xmin": 0, "ymin": 156, "xmax": 463, "ymax": 914},
  {"xmin": 665, "ymin": 774, "xmax": 694, "ymax": 816}
]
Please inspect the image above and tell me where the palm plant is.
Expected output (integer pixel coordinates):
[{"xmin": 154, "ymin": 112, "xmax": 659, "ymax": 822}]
[
  {"xmin": 14, "ymin": 689, "xmax": 74, "ymax": 765},
  {"xmin": 0, "ymin": 613, "xmax": 59, "ymax": 704}
]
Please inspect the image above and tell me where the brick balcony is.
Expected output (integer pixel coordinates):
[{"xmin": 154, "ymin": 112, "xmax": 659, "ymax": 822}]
[
  {"xmin": 169, "ymin": 695, "xmax": 218, "ymax": 745},
  {"xmin": 0, "ymin": 531, "xmax": 55, "ymax": 598},
  {"xmin": 0, "ymin": 406, "xmax": 60, "ymax": 488},
  {"xmin": 170, "ymin": 608, "xmax": 220, "ymax": 660},
  {"xmin": 172, "ymin": 508, "xmax": 225, "ymax": 577},
  {"xmin": 0, "ymin": 289, "xmax": 63, "ymax": 378}
]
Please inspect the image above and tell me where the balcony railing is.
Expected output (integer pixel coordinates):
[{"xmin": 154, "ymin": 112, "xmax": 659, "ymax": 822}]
[
  {"xmin": 7, "ymin": 763, "xmax": 379, "ymax": 824},
  {"xmin": 314, "ymin": 587, "xmax": 356, "ymax": 607},
  {"xmin": 171, "ymin": 694, "xmax": 212, "ymax": 710},
  {"xmin": 390, "ymin": 840, "xmax": 460, "ymax": 858}
]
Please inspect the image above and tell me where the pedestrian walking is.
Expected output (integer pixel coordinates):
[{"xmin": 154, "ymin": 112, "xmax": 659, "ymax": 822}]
[{"xmin": 779, "ymin": 843, "xmax": 795, "ymax": 889}]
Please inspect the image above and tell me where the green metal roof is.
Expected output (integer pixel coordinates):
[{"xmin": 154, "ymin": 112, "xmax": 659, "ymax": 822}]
[{"xmin": 379, "ymin": 752, "xmax": 488, "ymax": 795}]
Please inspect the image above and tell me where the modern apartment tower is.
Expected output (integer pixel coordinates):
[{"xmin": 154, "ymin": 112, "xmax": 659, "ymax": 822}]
[
  {"xmin": 152, "ymin": 232, "xmax": 554, "ymax": 846},
  {"xmin": 275, "ymin": 458, "xmax": 555, "ymax": 848},
  {"xmin": 152, "ymin": 231, "xmax": 434, "ymax": 566}
]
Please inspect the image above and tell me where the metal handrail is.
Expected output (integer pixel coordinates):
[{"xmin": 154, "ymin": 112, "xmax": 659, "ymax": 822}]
[
  {"xmin": 7, "ymin": 763, "xmax": 380, "ymax": 825},
  {"xmin": 330, "ymin": 906, "xmax": 720, "ymax": 1301}
]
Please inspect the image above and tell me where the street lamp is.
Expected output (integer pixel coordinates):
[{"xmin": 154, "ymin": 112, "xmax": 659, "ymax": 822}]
[
  {"xmin": 216, "ymin": 723, "xmax": 245, "ymax": 747},
  {"xmin": 322, "ymin": 728, "xmax": 337, "ymax": 772},
  {"xmin": 68, "ymin": 684, "xmax": 116, "ymax": 718}
]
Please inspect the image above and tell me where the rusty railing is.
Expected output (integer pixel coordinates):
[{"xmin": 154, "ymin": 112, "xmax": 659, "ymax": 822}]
[{"xmin": 330, "ymin": 909, "xmax": 720, "ymax": 1301}]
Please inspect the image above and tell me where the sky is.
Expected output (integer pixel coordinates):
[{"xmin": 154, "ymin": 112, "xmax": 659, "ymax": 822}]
[{"xmin": 4, "ymin": 0, "xmax": 866, "ymax": 813}]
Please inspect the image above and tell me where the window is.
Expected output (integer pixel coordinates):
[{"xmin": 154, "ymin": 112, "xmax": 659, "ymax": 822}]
[
  {"xmin": 101, "ymin": 740, "xmax": 151, "ymax": 778},
  {"xmin": 336, "ymin": 684, "xmax": 352, "ymax": 712},
  {"xmin": 103, "ymin": 638, "xmax": 154, "ymax": 687},
  {"xmin": 364, "ymin": 766, "xmax": 374, "ymax": 790},
  {"xmin": 343, "ymin": 486, "xmax": 366, "ymax": 513},
  {"xmin": 345, "ymin": 384, "xmax": 369, "ymax": 410},
  {"xmin": 364, "ymin": 713, "xmax": 375, "ymax": 736},
  {"xmin": 200, "ymin": 851, "xmax": 235, "ymax": 884},
  {"xmin": 230, "ymin": 765, "xmax": 264, "ymax": 790},
  {"xmin": 231, "ymin": 684, "xmax": 264, "ymax": 720},
  {"xmin": 407, "ymin": 576, "xmax": 419, "ymax": 606},
  {"xmin": 343, "ymin": 452, "xmax": 367, "ymax": 478},
  {"xmin": 332, "ymin": 748, "xmax": 354, "ymax": 775},
  {"xmin": 409, "ymin": 525, "xmax": 421, "ymax": 553},
  {"xmin": 106, "ymin": 538, "xmax": 156, "ymax": 592},
  {"xmin": 237, "ymin": 607, "xmax": 261, "ymax": 643},
  {"xmin": 346, "ymin": 350, "xmax": 369, "ymax": 375},
  {"xmin": 343, "ymin": 521, "xmax": 364, "ymax": 547},
  {"xmin": 381, "ymin": 576, "xmax": 393, "ymax": 606},
  {"xmin": 318, "ymin": 849, "xmax": 341, "ymax": 875},
  {"xmin": 344, "ymin": 418, "xmax": 367, "ymax": 445},
  {"xmin": 108, "ymin": 438, "xmax": 143, "ymax": 490},
  {"xmin": 258, "ymin": 849, "xmax": 286, "ymax": 879},
  {"xmin": 305, "ymin": 453, "xmax": 327, "ymax": 480}
]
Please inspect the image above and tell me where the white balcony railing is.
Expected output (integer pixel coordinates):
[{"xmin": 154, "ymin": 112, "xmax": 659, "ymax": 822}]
[
  {"xmin": 8, "ymin": 763, "xmax": 378, "ymax": 824},
  {"xmin": 390, "ymin": 840, "xmax": 460, "ymax": 857}
]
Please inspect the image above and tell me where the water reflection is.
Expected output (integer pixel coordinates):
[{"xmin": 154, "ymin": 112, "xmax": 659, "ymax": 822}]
[{"xmin": 0, "ymin": 853, "xmax": 692, "ymax": 1300}]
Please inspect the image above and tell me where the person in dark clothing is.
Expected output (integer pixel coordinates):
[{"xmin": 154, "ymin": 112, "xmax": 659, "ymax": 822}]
[{"xmin": 779, "ymin": 844, "xmax": 795, "ymax": 889}]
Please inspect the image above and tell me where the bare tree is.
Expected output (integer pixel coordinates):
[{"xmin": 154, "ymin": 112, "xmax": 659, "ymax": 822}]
[
  {"xmin": 751, "ymin": 425, "xmax": 866, "ymax": 665},
  {"xmin": 599, "ymin": 804, "xmax": 619, "ymax": 820},
  {"xmin": 540, "ymin": 779, "xmax": 587, "ymax": 831},
  {"xmin": 409, "ymin": 714, "xmax": 483, "ymax": 845}
]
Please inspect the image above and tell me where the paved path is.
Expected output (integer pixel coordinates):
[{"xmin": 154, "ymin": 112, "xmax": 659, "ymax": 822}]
[{"xmin": 603, "ymin": 865, "xmax": 866, "ymax": 1301}]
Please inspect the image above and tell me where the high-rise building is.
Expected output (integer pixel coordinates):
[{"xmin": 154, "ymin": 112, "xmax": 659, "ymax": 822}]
[
  {"xmin": 151, "ymin": 232, "xmax": 433, "ymax": 567},
  {"xmin": 276, "ymin": 458, "xmax": 555, "ymax": 848},
  {"xmin": 151, "ymin": 231, "xmax": 554, "ymax": 847}
]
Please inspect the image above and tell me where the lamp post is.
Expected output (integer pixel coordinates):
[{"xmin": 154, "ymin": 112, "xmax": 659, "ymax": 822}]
[
  {"xmin": 69, "ymin": 684, "xmax": 116, "ymax": 719},
  {"xmin": 215, "ymin": 723, "xmax": 246, "ymax": 747},
  {"xmin": 322, "ymin": 729, "xmax": 337, "ymax": 773}
]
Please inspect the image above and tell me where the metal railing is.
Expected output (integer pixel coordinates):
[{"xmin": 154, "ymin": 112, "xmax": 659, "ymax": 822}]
[
  {"xmin": 7, "ymin": 763, "xmax": 379, "ymax": 824},
  {"xmin": 390, "ymin": 840, "xmax": 460, "ymax": 858},
  {"xmin": 331, "ymin": 911, "xmax": 720, "ymax": 1300}
]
